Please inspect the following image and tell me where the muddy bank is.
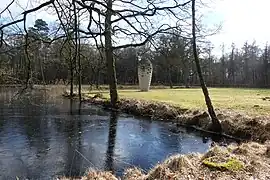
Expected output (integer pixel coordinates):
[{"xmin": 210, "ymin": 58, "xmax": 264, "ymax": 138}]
[
  {"xmin": 81, "ymin": 96, "xmax": 270, "ymax": 143},
  {"xmin": 60, "ymin": 142, "xmax": 270, "ymax": 180}
]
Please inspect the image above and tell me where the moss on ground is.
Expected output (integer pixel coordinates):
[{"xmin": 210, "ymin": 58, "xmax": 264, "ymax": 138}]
[{"xmin": 202, "ymin": 157, "xmax": 244, "ymax": 171}]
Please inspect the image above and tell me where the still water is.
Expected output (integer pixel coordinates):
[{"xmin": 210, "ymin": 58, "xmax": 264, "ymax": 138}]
[{"xmin": 0, "ymin": 87, "xmax": 211, "ymax": 179}]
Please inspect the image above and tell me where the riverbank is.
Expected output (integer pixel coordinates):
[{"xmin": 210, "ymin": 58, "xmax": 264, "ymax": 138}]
[
  {"xmin": 60, "ymin": 141, "xmax": 270, "ymax": 180},
  {"xmin": 79, "ymin": 94, "xmax": 270, "ymax": 143},
  {"xmin": 61, "ymin": 88, "xmax": 270, "ymax": 179}
]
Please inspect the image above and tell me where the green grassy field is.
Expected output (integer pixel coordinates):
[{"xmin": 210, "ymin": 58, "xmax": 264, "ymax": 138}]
[{"xmin": 87, "ymin": 87, "xmax": 270, "ymax": 116}]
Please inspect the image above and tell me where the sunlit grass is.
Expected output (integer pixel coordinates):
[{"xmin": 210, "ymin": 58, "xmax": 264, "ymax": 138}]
[{"xmin": 87, "ymin": 87, "xmax": 270, "ymax": 116}]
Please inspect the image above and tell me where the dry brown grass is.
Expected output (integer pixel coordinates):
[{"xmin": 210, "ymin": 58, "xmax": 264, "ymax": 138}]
[
  {"xmin": 140, "ymin": 142, "xmax": 270, "ymax": 180},
  {"xmin": 62, "ymin": 142, "xmax": 270, "ymax": 180},
  {"xmin": 58, "ymin": 170, "xmax": 117, "ymax": 180},
  {"xmin": 83, "ymin": 171, "xmax": 118, "ymax": 180},
  {"xmin": 127, "ymin": 142, "xmax": 270, "ymax": 180}
]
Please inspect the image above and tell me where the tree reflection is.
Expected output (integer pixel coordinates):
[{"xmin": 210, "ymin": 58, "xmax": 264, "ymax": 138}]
[
  {"xmin": 69, "ymin": 99, "xmax": 74, "ymax": 115},
  {"xmin": 78, "ymin": 102, "xmax": 82, "ymax": 115},
  {"xmin": 65, "ymin": 99, "xmax": 83, "ymax": 176},
  {"xmin": 104, "ymin": 111, "xmax": 118, "ymax": 173}
]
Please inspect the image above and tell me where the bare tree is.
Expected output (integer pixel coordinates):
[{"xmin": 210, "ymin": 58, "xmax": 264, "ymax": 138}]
[
  {"xmin": 75, "ymin": 0, "xmax": 192, "ymax": 107},
  {"xmin": 191, "ymin": 0, "xmax": 222, "ymax": 132},
  {"xmin": 104, "ymin": 0, "xmax": 118, "ymax": 106},
  {"xmin": 221, "ymin": 43, "xmax": 226, "ymax": 85},
  {"xmin": 263, "ymin": 44, "xmax": 269, "ymax": 86},
  {"xmin": 228, "ymin": 43, "xmax": 236, "ymax": 85}
]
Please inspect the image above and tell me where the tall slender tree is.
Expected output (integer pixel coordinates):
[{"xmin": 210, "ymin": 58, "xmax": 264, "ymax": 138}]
[
  {"xmin": 105, "ymin": 0, "xmax": 118, "ymax": 107},
  {"xmin": 263, "ymin": 44, "xmax": 269, "ymax": 86},
  {"xmin": 191, "ymin": 0, "xmax": 222, "ymax": 132},
  {"xmin": 221, "ymin": 43, "xmax": 226, "ymax": 85}
]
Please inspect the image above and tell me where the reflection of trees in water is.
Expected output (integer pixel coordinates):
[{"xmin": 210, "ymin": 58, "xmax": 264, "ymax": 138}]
[
  {"xmin": 0, "ymin": 88, "xmax": 50, "ymax": 152},
  {"xmin": 21, "ymin": 99, "xmax": 51, "ymax": 179},
  {"xmin": 64, "ymin": 99, "xmax": 83, "ymax": 177},
  {"xmin": 69, "ymin": 99, "xmax": 74, "ymax": 115},
  {"xmin": 18, "ymin": 93, "xmax": 49, "ymax": 151},
  {"xmin": 0, "ymin": 105, "xmax": 4, "ymax": 132},
  {"xmin": 104, "ymin": 111, "xmax": 118, "ymax": 173},
  {"xmin": 0, "ymin": 88, "xmax": 53, "ymax": 178},
  {"xmin": 0, "ymin": 88, "xmax": 88, "ymax": 177},
  {"xmin": 0, "ymin": 87, "xmax": 17, "ymax": 102}
]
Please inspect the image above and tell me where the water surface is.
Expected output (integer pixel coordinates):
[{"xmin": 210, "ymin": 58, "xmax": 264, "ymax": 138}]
[{"xmin": 0, "ymin": 87, "xmax": 211, "ymax": 179}]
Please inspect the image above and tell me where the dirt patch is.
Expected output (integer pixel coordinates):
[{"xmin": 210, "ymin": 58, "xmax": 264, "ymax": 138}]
[{"xmin": 62, "ymin": 142, "xmax": 270, "ymax": 180}]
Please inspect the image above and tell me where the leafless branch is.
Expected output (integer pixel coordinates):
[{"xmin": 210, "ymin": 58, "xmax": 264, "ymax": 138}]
[
  {"xmin": 113, "ymin": 25, "xmax": 176, "ymax": 49},
  {"xmin": 0, "ymin": 0, "xmax": 15, "ymax": 16},
  {"xmin": 111, "ymin": 0, "xmax": 192, "ymax": 23}
]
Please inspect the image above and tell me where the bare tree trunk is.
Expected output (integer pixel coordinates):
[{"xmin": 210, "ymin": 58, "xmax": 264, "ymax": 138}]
[
  {"xmin": 77, "ymin": 38, "xmax": 82, "ymax": 101},
  {"xmin": 78, "ymin": 37, "xmax": 82, "ymax": 101},
  {"xmin": 38, "ymin": 42, "xmax": 46, "ymax": 85},
  {"xmin": 24, "ymin": 33, "xmax": 31, "ymax": 89},
  {"xmin": 70, "ymin": 64, "xmax": 74, "ymax": 97},
  {"xmin": 191, "ymin": 0, "xmax": 222, "ymax": 132},
  {"xmin": 183, "ymin": 61, "xmax": 190, "ymax": 87},
  {"xmin": 105, "ymin": 0, "xmax": 118, "ymax": 107},
  {"xmin": 221, "ymin": 44, "xmax": 225, "ymax": 85},
  {"xmin": 69, "ymin": 44, "xmax": 74, "ymax": 97},
  {"xmin": 73, "ymin": 0, "xmax": 82, "ymax": 101},
  {"xmin": 264, "ymin": 45, "xmax": 268, "ymax": 87},
  {"xmin": 168, "ymin": 66, "xmax": 173, "ymax": 88},
  {"xmin": 96, "ymin": 67, "xmax": 100, "ymax": 89},
  {"xmin": 39, "ymin": 57, "xmax": 45, "ymax": 85}
]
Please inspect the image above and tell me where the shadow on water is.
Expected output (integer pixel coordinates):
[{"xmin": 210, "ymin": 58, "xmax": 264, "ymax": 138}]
[
  {"xmin": 104, "ymin": 111, "xmax": 118, "ymax": 173},
  {"xmin": 0, "ymin": 87, "xmax": 213, "ymax": 179}
]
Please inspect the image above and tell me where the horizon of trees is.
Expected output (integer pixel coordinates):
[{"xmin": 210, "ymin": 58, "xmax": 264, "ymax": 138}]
[{"xmin": 1, "ymin": 18, "xmax": 269, "ymax": 88}]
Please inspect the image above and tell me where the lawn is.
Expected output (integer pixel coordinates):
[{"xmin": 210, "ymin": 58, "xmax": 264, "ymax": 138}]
[{"xmin": 87, "ymin": 87, "xmax": 270, "ymax": 116}]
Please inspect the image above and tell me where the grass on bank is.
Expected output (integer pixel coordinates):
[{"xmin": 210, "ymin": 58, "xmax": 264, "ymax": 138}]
[{"xmin": 84, "ymin": 87, "xmax": 270, "ymax": 116}]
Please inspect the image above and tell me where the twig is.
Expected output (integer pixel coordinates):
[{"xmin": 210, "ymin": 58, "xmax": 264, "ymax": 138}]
[{"xmin": 0, "ymin": 0, "xmax": 15, "ymax": 16}]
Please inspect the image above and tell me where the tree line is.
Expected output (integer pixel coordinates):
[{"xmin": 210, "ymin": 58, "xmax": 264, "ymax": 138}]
[{"xmin": 1, "ymin": 19, "xmax": 269, "ymax": 88}]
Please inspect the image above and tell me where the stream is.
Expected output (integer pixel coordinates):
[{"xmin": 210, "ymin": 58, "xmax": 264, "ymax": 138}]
[{"xmin": 0, "ymin": 87, "xmax": 211, "ymax": 179}]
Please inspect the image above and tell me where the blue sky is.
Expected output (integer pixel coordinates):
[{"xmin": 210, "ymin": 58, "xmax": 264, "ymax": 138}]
[{"xmin": 2, "ymin": 0, "xmax": 270, "ymax": 57}]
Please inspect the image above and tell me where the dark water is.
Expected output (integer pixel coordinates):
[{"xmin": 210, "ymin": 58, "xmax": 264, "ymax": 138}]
[{"xmin": 0, "ymin": 87, "xmax": 211, "ymax": 180}]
